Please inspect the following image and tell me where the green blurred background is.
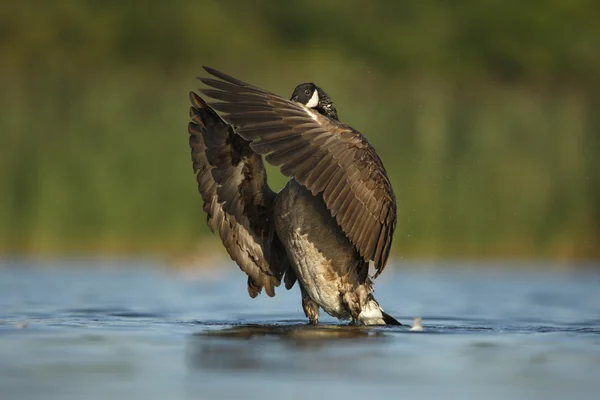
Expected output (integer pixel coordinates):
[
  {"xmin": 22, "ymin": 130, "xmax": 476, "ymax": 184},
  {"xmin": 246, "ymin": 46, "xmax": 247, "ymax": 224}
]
[{"xmin": 0, "ymin": 0, "xmax": 598, "ymax": 261}]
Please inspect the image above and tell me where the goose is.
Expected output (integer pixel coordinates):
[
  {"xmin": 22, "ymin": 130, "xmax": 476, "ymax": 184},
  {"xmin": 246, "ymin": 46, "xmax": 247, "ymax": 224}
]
[{"xmin": 188, "ymin": 67, "xmax": 400, "ymax": 326}]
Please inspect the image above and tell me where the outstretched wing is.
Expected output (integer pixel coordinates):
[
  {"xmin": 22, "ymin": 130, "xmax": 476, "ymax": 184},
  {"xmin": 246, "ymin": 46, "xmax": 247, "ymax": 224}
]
[
  {"xmin": 198, "ymin": 67, "xmax": 397, "ymax": 277},
  {"xmin": 188, "ymin": 91, "xmax": 292, "ymax": 297}
]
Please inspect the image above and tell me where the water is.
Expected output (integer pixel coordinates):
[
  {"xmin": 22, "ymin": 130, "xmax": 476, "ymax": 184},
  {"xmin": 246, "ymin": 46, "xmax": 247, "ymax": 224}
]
[{"xmin": 1, "ymin": 258, "xmax": 599, "ymax": 400}]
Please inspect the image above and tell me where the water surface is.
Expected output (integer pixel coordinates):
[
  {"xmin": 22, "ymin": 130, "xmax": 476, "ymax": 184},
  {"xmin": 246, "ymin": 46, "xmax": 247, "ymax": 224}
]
[{"xmin": 1, "ymin": 259, "xmax": 599, "ymax": 399}]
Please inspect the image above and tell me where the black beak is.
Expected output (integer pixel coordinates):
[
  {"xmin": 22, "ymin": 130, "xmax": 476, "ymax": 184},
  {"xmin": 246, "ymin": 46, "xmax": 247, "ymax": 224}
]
[{"xmin": 291, "ymin": 95, "xmax": 299, "ymax": 102}]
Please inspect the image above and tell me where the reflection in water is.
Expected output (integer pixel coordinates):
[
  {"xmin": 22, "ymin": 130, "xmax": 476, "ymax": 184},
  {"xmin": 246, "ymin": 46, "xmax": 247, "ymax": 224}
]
[
  {"xmin": 197, "ymin": 324, "xmax": 386, "ymax": 340},
  {"xmin": 187, "ymin": 324, "xmax": 388, "ymax": 374}
]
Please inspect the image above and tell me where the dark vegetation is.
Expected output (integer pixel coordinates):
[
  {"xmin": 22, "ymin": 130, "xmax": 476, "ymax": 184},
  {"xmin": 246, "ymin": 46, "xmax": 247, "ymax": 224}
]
[{"xmin": 0, "ymin": 1, "xmax": 598, "ymax": 259}]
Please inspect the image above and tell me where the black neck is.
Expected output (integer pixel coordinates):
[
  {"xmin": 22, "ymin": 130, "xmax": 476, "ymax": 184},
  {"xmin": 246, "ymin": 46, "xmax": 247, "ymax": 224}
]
[{"xmin": 315, "ymin": 88, "xmax": 339, "ymax": 120}]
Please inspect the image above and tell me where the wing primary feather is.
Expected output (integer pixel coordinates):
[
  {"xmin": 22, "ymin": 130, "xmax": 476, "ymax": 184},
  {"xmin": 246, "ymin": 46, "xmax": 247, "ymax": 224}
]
[
  {"xmin": 336, "ymin": 190, "xmax": 356, "ymax": 229},
  {"xmin": 203, "ymin": 66, "xmax": 254, "ymax": 87},
  {"xmin": 343, "ymin": 199, "xmax": 363, "ymax": 237},
  {"xmin": 238, "ymin": 125, "xmax": 294, "ymax": 141},
  {"xmin": 211, "ymin": 102, "xmax": 273, "ymax": 113},
  {"xmin": 374, "ymin": 226, "xmax": 393, "ymax": 277},
  {"xmin": 354, "ymin": 211, "xmax": 371, "ymax": 250},
  {"xmin": 322, "ymin": 169, "xmax": 346, "ymax": 204},
  {"xmin": 199, "ymin": 78, "xmax": 249, "ymax": 93},
  {"xmin": 373, "ymin": 226, "xmax": 387, "ymax": 270},
  {"xmin": 200, "ymin": 89, "xmax": 265, "ymax": 104},
  {"xmin": 329, "ymin": 183, "xmax": 351, "ymax": 215},
  {"xmin": 289, "ymin": 156, "xmax": 321, "ymax": 182},
  {"xmin": 250, "ymin": 134, "xmax": 304, "ymax": 154},
  {"xmin": 309, "ymin": 159, "xmax": 339, "ymax": 195},
  {"xmin": 267, "ymin": 143, "xmax": 316, "ymax": 168},
  {"xmin": 363, "ymin": 215, "xmax": 379, "ymax": 259},
  {"xmin": 304, "ymin": 156, "xmax": 334, "ymax": 190}
]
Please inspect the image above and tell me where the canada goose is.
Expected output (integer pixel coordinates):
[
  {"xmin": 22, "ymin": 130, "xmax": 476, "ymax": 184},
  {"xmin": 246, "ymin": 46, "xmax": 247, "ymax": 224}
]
[{"xmin": 188, "ymin": 67, "xmax": 400, "ymax": 326}]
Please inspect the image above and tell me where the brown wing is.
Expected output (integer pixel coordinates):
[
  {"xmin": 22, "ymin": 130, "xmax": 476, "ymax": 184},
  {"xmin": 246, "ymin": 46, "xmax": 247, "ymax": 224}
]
[
  {"xmin": 198, "ymin": 67, "xmax": 397, "ymax": 277},
  {"xmin": 188, "ymin": 91, "xmax": 293, "ymax": 297}
]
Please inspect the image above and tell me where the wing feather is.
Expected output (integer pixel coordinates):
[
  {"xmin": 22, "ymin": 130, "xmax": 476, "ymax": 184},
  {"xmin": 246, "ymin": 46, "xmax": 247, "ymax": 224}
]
[
  {"xmin": 198, "ymin": 67, "xmax": 397, "ymax": 275},
  {"xmin": 188, "ymin": 91, "xmax": 292, "ymax": 297}
]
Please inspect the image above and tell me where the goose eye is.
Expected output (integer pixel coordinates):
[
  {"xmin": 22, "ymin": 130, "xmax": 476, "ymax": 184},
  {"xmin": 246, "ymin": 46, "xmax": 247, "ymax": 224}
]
[{"xmin": 305, "ymin": 89, "xmax": 310, "ymax": 95}]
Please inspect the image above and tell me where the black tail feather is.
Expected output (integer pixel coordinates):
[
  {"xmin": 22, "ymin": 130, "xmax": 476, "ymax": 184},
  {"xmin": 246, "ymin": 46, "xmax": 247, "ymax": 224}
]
[{"xmin": 382, "ymin": 311, "xmax": 402, "ymax": 326}]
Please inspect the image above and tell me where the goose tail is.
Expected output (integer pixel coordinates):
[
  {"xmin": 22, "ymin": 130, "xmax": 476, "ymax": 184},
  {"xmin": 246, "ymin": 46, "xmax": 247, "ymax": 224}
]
[{"xmin": 358, "ymin": 299, "xmax": 402, "ymax": 326}]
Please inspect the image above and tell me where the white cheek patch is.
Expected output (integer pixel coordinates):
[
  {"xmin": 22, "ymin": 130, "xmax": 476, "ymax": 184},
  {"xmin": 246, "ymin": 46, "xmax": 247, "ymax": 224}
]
[{"xmin": 305, "ymin": 90, "xmax": 319, "ymax": 108}]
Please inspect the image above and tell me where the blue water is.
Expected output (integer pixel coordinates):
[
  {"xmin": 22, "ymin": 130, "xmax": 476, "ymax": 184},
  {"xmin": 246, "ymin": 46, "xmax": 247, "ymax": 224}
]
[{"xmin": 1, "ymin": 258, "xmax": 599, "ymax": 400}]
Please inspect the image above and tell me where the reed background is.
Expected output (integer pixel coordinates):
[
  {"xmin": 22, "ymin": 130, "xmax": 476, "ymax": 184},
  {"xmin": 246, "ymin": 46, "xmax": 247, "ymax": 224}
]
[{"xmin": 1, "ymin": 1, "xmax": 598, "ymax": 261}]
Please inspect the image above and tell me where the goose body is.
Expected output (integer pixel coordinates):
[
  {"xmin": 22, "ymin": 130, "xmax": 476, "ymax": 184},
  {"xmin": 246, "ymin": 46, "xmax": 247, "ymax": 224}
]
[
  {"xmin": 274, "ymin": 179, "xmax": 394, "ymax": 325},
  {"xmin": 188, "ymin": 67, "xmax": 400, "ymax": 325}
]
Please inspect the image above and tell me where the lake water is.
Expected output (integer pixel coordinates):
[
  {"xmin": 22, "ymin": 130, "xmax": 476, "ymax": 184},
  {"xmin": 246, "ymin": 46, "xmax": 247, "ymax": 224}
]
[{"xmin": 0, "ymin": 258, "xmax": 599, "ymax": 400}]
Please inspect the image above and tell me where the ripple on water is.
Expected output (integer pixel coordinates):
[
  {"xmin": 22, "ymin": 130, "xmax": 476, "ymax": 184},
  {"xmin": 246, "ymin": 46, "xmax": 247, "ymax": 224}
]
[{"xmin": 1, "ymin": 263, "xmax": 599, "ymax": 400}]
